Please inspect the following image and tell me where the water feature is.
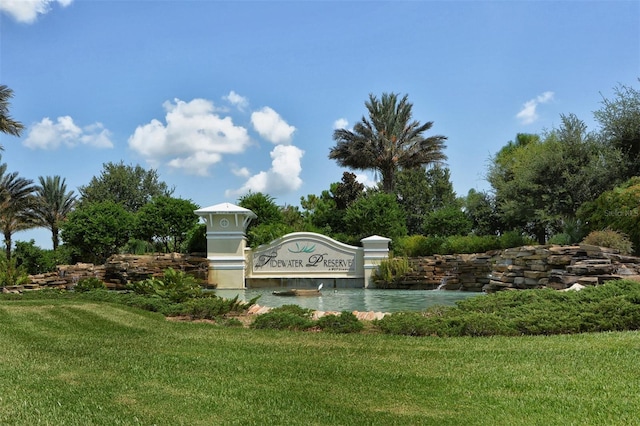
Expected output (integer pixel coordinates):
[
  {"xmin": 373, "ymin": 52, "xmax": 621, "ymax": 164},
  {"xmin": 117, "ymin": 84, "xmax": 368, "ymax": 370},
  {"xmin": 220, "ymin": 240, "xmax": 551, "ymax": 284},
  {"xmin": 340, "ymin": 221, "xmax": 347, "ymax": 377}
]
[{"xmin": 213, "ymin": 288, "xmax": 482, "ymax": 313}]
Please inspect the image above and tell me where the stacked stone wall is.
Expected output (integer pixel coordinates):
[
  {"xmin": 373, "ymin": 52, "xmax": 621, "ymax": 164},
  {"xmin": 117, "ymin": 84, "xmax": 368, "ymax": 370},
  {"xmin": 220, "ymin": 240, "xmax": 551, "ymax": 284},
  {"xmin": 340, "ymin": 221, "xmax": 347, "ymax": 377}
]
[
  {"xmin": 375, "ymin": 244, "xmax": 640, "ymax": 292},
  {"xmin": 3, "ymin": 253, "xmax": 208, "ymax": 294}
]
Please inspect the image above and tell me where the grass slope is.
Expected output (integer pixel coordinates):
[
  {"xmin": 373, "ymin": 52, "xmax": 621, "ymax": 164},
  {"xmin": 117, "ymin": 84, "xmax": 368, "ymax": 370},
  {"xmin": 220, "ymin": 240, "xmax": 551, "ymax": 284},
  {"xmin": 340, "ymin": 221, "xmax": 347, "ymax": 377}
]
[{"xmin": 1, "ymin": 299, "xmax": 639, "ymax": 425}]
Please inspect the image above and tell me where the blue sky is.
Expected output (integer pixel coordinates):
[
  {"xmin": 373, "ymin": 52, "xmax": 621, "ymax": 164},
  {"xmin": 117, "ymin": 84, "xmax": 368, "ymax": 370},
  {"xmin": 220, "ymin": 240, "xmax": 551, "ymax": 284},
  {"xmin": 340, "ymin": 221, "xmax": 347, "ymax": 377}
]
[{"xmin": 1, "ymin": 0, "xmax": 638, "ymax": 249}]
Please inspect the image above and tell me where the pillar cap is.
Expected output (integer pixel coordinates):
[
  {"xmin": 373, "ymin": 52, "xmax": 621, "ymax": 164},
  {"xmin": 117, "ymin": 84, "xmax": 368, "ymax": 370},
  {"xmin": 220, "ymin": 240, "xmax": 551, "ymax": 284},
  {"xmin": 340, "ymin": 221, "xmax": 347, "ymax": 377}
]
[{"xmin": 195, "ymin": 202, "xmax": 257, "ymax": 218}]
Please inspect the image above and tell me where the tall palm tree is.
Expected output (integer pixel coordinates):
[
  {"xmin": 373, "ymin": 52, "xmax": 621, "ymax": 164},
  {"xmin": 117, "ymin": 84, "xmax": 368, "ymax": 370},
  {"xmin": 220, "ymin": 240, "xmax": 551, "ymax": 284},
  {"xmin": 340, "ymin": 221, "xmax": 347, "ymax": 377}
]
[
  {"xmin": 330, "ymin": 93, "xmax": 447, "ymax": 193},
  {"xmin": 0, "ymin": 162, "xmax": 37, "ymax": 259},
  {"xmin": 34, "ymin": 176, "xmax": 77, "ymax": 250},
  {"xmin": 0, "ymin": 85, "xmax": 24, "ymax": 150}
]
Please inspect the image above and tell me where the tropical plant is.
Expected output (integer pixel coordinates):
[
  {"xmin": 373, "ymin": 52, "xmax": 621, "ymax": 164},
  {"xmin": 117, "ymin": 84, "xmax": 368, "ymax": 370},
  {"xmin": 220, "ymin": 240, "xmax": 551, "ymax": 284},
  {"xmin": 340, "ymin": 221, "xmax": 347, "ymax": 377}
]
[
  {"xmin": 33, "ymin": 176, "xmax": 77, "ymax": 250},
  {"xmin": 129, "ymin": 268, "xmax": 202, "ymax": 303},
  {"xmin": 0, "ymin": 162, "xmax": 37, "ymax": 259},
  {"xmin": 0, "ymin": 255, "xmax": 29, "ymax": 287},
  {"xmin": 330, "ymin": 93, "xmax": 447, "ymax": 193},
  {"xmin": 0, "ymin": 85, "xmax": 24, "ymax": 147}
]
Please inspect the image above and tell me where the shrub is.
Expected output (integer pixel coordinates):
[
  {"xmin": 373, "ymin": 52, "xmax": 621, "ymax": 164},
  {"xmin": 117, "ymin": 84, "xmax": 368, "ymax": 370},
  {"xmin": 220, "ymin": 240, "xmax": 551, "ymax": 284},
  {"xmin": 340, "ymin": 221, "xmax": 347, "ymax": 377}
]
[
  {"xmin": 394, "ymin": 235, "xmax": 445, "ymax": 256},
  {"xmin": 499, "ymin": 231, "xmax": 535, "ymax": 249},
  {"xmin": 372, "ymin": 256, "xmax": 411, "ymax": 283},
  {"xmin": 74, "ymin": 277, "xmax": 106, "ymax": 292},
  {"xmin": 440, "ymin": 235, "xmax": 500, "ymax": 254},
  {"xmin": 129, "ymin": 268, "xmax": 202, "ymax": 303},
  {"xmin": 251, "ymin": 311, "xmax": 315, "ymax": 331},
  {"xmin": 581, "ymin": 229, "xmax": 633, "ymax": 254},
  {"xmin": 0, "ymin": 256, "xmax": 30, "ymax": 287},
  {"xmin": 174, "ymin": 295, "xmax": 255, "ymax": 320},
  {"xmin": 316, "ymin": 312, "xmax": 364, "ymax": 333}
]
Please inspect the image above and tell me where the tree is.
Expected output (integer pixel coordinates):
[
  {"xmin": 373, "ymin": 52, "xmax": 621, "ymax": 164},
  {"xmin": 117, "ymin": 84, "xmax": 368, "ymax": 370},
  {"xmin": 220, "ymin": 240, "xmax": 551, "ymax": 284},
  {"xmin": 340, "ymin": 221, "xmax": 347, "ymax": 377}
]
[
  {"xmin": 578, "ymin": 177, "xmax": 640, "ymax": 254},
  {"xmin": 0, "ymin": 162, "xmax": 36, "ymax": 259},
  {"xmin": 333, "ymin": 172, "xmax": 364, "ymax": 210},
  {"xmin": 344, "ymin": 191, "xmax": 407, "ymax": 243},
  {"xmin": 396, "ymin": 166, "xmax": 457, "ymax": 235},
  {"xmin": 238, "ymin": 192, "xmax": 287, "ymax": 247},
  {"xmin": 0, "ymin": 85, "xmax": 24, "ymax": 148},
  {"xmin": 61, "ymin": 201, "xmax": 134, "ymax": 264},
  {"xmin": 33, "ymin": 175, "xmax": 77, "ymax": 250},
  {"xmin": 422, "ymin": 206, "xmax": 472, "ymax": 237},
  {"xmin": 463, "ymin": 189, "xmax": 501, "ymax": 236},
  {"xmin": 594, "ymin": 80, "xmax": 640, "ymax": 177},
  {"xmin": 79, "ymin": 161, "xmax": 173, "ymax": 212},
  {"xmin": 135, "ymin": 196, "xmax": 199, "ymax": 253},
  {"xmin": 330, "ymin": 93, "xmax": 447, "ymax": 193},
  {"xmin": 487, "ymin": 119, "xmax": 621, "ymax": 244}
]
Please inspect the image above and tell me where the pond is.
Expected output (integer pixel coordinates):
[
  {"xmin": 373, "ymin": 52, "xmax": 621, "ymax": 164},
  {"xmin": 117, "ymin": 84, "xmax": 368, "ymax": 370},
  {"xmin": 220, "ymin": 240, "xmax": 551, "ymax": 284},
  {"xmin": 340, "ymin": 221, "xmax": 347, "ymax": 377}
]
[{"xmin": 213, "ymin": 288, "xmax": 483, "ymax": 313}]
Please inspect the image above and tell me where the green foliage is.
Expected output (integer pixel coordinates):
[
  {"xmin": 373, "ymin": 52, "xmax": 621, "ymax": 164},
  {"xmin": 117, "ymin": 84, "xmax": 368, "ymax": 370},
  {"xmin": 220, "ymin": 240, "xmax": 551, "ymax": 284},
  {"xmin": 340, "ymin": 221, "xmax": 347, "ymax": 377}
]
[
  {"xmin": 78, "ymin": 161, "xmax": 173, "ymax": 212},
  {"xmin": 394, "ymin": 235, "xmax": 445, "ymax": 256},
  {"xmin": 376, "ymin": 280, "xmax": 640, "ymax": 337},
  {"xmin": 396, "ymin": 166, "xmax": 457, "ymax": 234},
  {"xmin": 578, "ymin": 177, "xmax": 640, "ymax": 254},
  {"xmin": 74, "ymin": 277, "xmax": 106, "ymax": 292},
  {"xmin": 61, "ymin": 201, "xmax": 135, "ymax": 264},
  {"xmin": 422, "ymin": 205, "xmax": 472, "ymax": 237},
  {"xmin": 581, "ymin": 229, "xmax": 633, "ymax": 255},
  {"xmin": 251, "ymin": 311, "xmax": 315, "ymax": 331},
  {"xmin": 33, "ymin": 175, "xmax": 77, "ymax": 250},
  {"xmin": 0, "ymin": 255, "xmax": 29, "ymax": 287},
  {"xmin": 171, "ymin": 295, "xmax": 253, "ymax": 320},
  {"xmin": 594, "ymin": 79, "xmax": 640, "ymax": 177},
  {"xmin": 129, "ymin": 268, "xmax": 202, "ymax": 303},
  {"xmin": 463, "ymin": 189, "xmax": 501, "ymax": 236},
  {"xmin": 246, "ymin": 222, "xmax": 294, "ymax": 248},
  {"xmin": 135, "ymin": 196, "xmax": 199, "ymax": 253},
  {"xmin": 440, "ymin": 235, "xmax": 500, "ymax": 254},
  {"xmin": 185, "ymin": 223, "xmax": 207, "ymax": 254},
  {"xmin": 488, "ymin": 118, "xmax": 621, "ymax": 243},
  {"xmin": 250, "ymin": 304, "xmax": 316, "ymax": 331},
  {"xmin": 373, "ymin": 257, "xmax": 410, "ymax": 283},
  {"xmin": 330, "ymin": 92, "xmax": 447, "ymax": 193},
  {"xmin": 316, "ymin": 311, "xmax": 364, "ymax": 333},
  {"xmin": 344, "ymin": 191, "xmax": 407, "ymax": 241},
  {"xmin": 394, "ymin": 232, "xmax": 533, "ymax": 256},
  {"xmin": 13, "ymin": 240, "xmax": 72, "ymax": 274}
]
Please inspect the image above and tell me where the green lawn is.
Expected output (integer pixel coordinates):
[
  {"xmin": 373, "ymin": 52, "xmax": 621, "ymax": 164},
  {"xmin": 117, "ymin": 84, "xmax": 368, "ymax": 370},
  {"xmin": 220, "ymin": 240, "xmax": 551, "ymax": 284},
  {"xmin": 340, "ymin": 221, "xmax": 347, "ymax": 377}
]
[{"xmin": 1, "ymin": 299, "xmax": 639, "ymax": 425}]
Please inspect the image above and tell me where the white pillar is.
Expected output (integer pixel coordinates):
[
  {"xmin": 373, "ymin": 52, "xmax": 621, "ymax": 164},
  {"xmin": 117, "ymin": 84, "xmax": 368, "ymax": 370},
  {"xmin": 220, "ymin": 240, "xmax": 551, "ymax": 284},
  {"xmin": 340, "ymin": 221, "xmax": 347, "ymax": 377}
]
[
  {"xmin": 360, "ymin": 235, "xmax": 391, "ymax": 288},
  {"xmin": 194, "ymin": 203, "xmax": 256, "ymax": 289}
]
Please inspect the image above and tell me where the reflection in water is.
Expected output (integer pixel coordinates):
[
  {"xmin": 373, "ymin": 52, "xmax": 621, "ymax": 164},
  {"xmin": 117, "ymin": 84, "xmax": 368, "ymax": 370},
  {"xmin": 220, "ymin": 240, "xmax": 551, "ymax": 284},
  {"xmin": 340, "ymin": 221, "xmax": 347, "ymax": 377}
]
[{"xmin": 213, "ymin": 288, "xmax": 483, "ymax": 313}]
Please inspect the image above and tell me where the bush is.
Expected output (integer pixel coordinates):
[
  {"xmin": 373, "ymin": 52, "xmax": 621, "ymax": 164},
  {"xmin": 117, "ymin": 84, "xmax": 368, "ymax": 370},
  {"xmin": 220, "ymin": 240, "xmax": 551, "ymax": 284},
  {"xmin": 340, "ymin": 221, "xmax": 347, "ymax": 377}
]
[
  {"xmin": 441, "ymin": 235, "xmax": 500, "ymax": 254},
  {"xmin": 174, "ymin": 295, "xmax": 254, "ymax": 320},
  {"xmin": 372, "ymin": 257, "xmax": 410, "ymax": 283},
  {"xmin": 394, "ymin": 235, "xmax": 445, "ymax": 256},
  {"xmin": 74, "ymin": 277, "xmax": 106, "ymax": 292},
  {"xmin": 581, "ymin": 229, "xmax": 633, "ymax": 254},
  {"xmin": 0, "ymin": 256, "xmax": 29, "ymax": 287},
  {"xmin": 499, "ymin": 231, "xmax": 535, "ymax": 249},
  {"xmin": 251, "ymin": 311, "xmax": 315, "ymax": 331},
  {"xmin": 316, "ymin": 311, "xmax": 364, "ymax": 333},
  {"xmin": 129, "ymin": 268, "xmax": 202, "ymax": 303}
]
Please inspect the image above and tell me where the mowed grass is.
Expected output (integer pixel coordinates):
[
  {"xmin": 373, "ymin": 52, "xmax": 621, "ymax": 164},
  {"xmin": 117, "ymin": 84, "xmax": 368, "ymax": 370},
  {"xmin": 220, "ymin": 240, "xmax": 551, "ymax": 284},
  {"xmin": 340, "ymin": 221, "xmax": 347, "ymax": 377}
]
[{"xmin": 1, "ymin": 300, "xmax": 640, "ymax": 425}]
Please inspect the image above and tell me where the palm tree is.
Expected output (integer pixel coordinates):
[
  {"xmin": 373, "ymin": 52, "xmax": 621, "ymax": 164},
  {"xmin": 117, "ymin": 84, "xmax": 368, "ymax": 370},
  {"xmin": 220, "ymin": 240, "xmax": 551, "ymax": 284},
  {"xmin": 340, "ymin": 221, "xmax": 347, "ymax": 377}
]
[
  {"xmin": 0, "ymin": 162, "xmax": 37, "ymax": 259},
  {"xmin": 330, "ymin": 93, "xmax": 447, "ymax": 193},
  {"xmin": 0, "ymin": 85, "xmax": 24, "ymax": 150},
  {"xmin": 34, "ymin": 176, "xmax": 77, "ymax": 250}
]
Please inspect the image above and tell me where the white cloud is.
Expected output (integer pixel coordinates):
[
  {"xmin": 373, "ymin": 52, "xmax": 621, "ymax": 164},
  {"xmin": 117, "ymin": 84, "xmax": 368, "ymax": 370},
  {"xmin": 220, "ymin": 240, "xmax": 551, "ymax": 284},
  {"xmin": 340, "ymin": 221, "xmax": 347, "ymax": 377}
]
[
  {"xmin": 516, "ymin": 91, "xmax": 555, "ymax": 125},
  {"xmin": 333, "ymin": 118, "xmax": 349, "ymax": 129},
  {"xmin": 226, "ymin": 144, "xmax": 304, "ymax": 198},
  {"xmin": 128, "ymin": 98, "xmax": 251, "ymax": 176},
  {"xmin": 23, "ymin": 116, "xmax": 113, "ymax": 149},
  {"xmin": 231, "ymin": 166, "xmax": 251, "ymax": 178},
  {"xmin": 251, "ymin": 107, "xmax": 296, "ymax": 145},
  {"xmin": 355, "ymin": 173, "xmax": 378, "ymax": 189},
  {"xmin": 224, "ymin": 91, "xmax": 248, "ymax": 111},
  {"xmin": 0, "ymin": 0, "xmax": 72, "ymax": 24}
]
